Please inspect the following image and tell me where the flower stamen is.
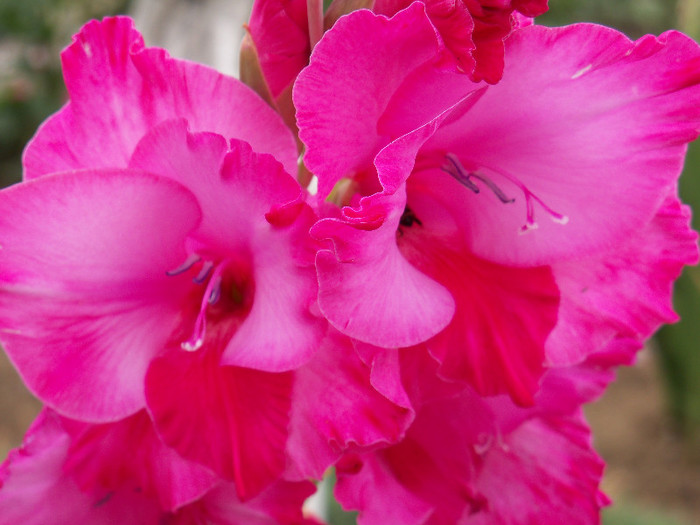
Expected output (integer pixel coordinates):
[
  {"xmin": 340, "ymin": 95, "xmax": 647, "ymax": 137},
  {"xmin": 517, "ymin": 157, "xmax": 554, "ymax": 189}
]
[
  {"xmin": 442, "ymin": 153, "xmax": 569, "ymax": 233},
  {"xmin": 166, "ymin": 254, "xmax": 201, "ymax": 276},
  {"xmin": 442, "ymin": 153, "xmax": 515, "ymax": 204}
]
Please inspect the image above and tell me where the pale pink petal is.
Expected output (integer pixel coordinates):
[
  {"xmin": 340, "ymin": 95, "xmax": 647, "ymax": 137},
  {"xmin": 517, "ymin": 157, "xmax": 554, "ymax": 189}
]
[
  {"xmin": 247, "ymin": 0, "xmax": 310, "ymax": 99},
  {"xmin": 547, "ymin": 194, "xmax": 699, "ymax": 365},
  {"xmin": 424, "ymin": 24, "xmax": 700, "ymax": 266},
  {"xmin": 286, "ymin": 330, "xmax": 413, "ymax": 480},
  {"xmin": 24, "ymin": 17, "xmax": 297, "ymax": 179},
  {"xmin": 130, "ymin": 121, "xmax": 325, "ymax": 371},
  {"xmin": 61, "ymin": 411, "xmax": 218, "ymax": 511},
  {"xmin": 294, "ymin": 4, "xmax": 445, "ymax": 197},
  {"xmin": 0, "ymin": 170, "xmax": 201, "ymax": 421},
  {"xmin": 312, "ymin": 189, "xmax": 455, "ymax": 348},
  {"xmin": 0, "ymin": 410, "xmax": 162, "ymax": 524},
  {"xmin": 145, "ymin": 346, "xmax": 293, "ymax": 500}
]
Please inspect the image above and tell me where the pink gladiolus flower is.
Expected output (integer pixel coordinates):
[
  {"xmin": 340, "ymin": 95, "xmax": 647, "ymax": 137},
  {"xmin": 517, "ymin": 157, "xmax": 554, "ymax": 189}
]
[
  {"xmin": 294, "ymin": 5, "xmax": 700, "ymax": 404},
  {"xmin": 0, "ymin": 409, "xmax": 318, "ymax": 524},
  {"xmin": 0, "ymin": 17, "xmax": 416, "ymax": 500},
  {"xmin": 0, "ymin": 17, "xmax": 328, "ymax": 499},
  {"xmin": 333, "ymin": 351, "xmax": 615, "ymax": 524}
]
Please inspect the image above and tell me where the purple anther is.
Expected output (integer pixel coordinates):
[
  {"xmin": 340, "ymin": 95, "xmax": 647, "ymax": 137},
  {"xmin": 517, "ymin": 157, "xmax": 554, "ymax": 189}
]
[
  {"xmin": 442, "ymin": 154, "xmax": 480, "ymax": 194},
  {"xmin": 208, "ymin": 275, "xmax": 223, "ymax": 305},
  {"xmin": 442, "ymin": 153, "xmax": 514, "ymax": 204},
  {"xmin": 166, "ymin": 254, "xmax": 201, "ymax": 276},
  {"xmin": 193, "ymin": 261, "xmax": 214, "ymax": 284}
]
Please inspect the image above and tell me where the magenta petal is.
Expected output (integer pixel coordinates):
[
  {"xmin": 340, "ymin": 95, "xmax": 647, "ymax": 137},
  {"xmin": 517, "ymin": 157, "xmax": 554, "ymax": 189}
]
[
  {"xmin": 336, "ymin": 384, "xmax": 607, "ymax": 525},
  {"xmin": 395, "ymin": 193, "xmax": 559, "ymax": 404},
  {"xmin": 131, "ymin": 121, "xmax": 325, "ymax": 371},
  {"xmin": 335, "ymin": 453, "xmax": 434, "ymax": 525},
  {"xmin": 294, "ymin": 4, "xmax": 445, "ymax": 197},
  {"xmin": 467, "ymin": 412, "xmax": 607, "ymax": 524},
  {"xmin": 426, "ymin": 24, "xmax": 700, "ymax": 266},
  {"xmin": 313, "ymin": 189, "xmax": 455, "ymax": 348},
  {"xmin": 547, "ymin": 194, "xmax": 699, "ymax": 366},
  {"xmin": 145, "ymin": 347, "xmax": 293, "ymax": 500},
  {"xmin": 61, "ymin": 411, "xmax": 218, "ymax": 511},
  {"xmin": 174, "ymin": 479, "xmax": 317, "ymax": 525},
  {"xmin": 24, "ymin": 16, "xmax": 297, "ymax": 179},
  {"xmin": 0, "ymin": 410, "xmax": 162, "ymax": 524},
  {"xmin": 248, "ymin": 0, "xmax": 310, "ymax": 99},
  {"xmin": 0, "ymin": 170, "xmax": 201, "ymax": 421},
  {"xmin": 286, "ymin": 330, "xmax": 413, "ymax": 480}
]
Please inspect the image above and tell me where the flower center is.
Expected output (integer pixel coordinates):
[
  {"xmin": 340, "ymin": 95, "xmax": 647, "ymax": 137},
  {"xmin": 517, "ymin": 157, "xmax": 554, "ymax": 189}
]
[
  {"xmin": 167, "ymin": 254, "xmax": 248, "ymax": 352},
  {"xmin": 440, "ymin": 153, "xmax": 569, "ymax": 233}
]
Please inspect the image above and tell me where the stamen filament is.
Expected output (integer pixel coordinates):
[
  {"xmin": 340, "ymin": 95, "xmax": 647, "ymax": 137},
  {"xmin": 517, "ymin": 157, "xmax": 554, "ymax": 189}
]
[
  {"xmin": 166, "ymin": 254, "xmax": 201, "ymax": 276},
  {"xmin": 442, "ymin": 153, "xmax": 569, "ymax": 233},
  {"xmin": 442, "ymin": 153, "xmax": 514, "ymax": 204},
  {"xmin": 193, "ymin": 261, "xmax": 214, "ymax": 284}
]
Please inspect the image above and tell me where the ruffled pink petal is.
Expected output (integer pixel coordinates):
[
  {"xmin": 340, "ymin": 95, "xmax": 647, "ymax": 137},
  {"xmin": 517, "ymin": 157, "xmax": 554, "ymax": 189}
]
[
  {"xmin": 335, "ymin": 453, "xmax": 434, "ymax": 525},
  {"xmin": 286, "ymin": 329, "xmax": 413, "ymax": 480},
  {"xmin": 312, "ymin": 189, "xmax": 455, "ymax": 348},
  {"xmin": 464, "ymin": 412, "xmax": 607, "ymax": 524},
  {"xmin": 424, "ymin": 24, "xmax": 700, "ymax": 266},
  {"xmin": 335, "ymin": 390, "xmax": 496, "ymax": 524},
  {"xmin": 336, "ymin": 381, "xmax": 607, "ymax": 525},
  {"xmin": 0, "ymin": 170, "xmax": 201, "ymax": 421},
  {"xmin": 130, "ymin": 120, "xmax": 325, "ymax": 371},
  {"xmin": 547, "ymin": 194, "xmax": 699, "ymax": 366},
  {"xmin": 373, "ymin": 0, "xmax": 549, "ymax": 83},
  {"xmin": 173, "ymin": 479, "xmax": 317, "ymax": 525},
  {"xmin": 145, "ymin": 345, "xmax": 293, "ymax": 500},
  {"xmin": 24, "ymin": 16, "xmax": 297, "ymax": 180},
  {"xmin": 0, "ymin": 410, "xmax": 163, "ymax": 524},
  {"xmin": 395, "ymin": 184, "xmax": 559, "ymax": 405},
  {"xmin": 61, "ymin": 411, "xmax": 218, "ymax": 511},
  {"xmin": 247, "ymin": 0, "xmax": 310, "ymax": 99},
  {"xmin": 294, "ymin": 4, "xmax": 445, "ymax": 197}
]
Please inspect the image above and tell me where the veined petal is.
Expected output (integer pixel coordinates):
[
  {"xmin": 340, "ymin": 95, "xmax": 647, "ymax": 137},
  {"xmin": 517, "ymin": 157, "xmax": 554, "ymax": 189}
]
[
  {"xmin": 61, "ymin": 411, "xmax": 218, "ymax": 512},
  {"xmin": 547, "ymin": 193, "xmax": 699, "ymax": 366},
  {"xmin": 247, "ymin": 0, "xmax": 310, "ymax": 99},
  {"xmin": 312, "ymin": 189, "xmax": 455, "ymax": 348},
  {"xmin": 24, "ymin": 16, "xmax": 297, "ymax": 180},
  {"xmin": 0, "ymin": 170, "xmax": 201, "ymax": 421},
  {"xmin": 0, "ymin": 410, "xmax": 163, "ymax": 524},
  {"xmin": 173, "ymin": 479, "xmax": 317, "ymax": 525},
  {"xmin": 145, "ymin": 347, "xmax": 293, "ymax": 500},
  {"xmin": 294, "ymin": 4, "xmax": 445, "ymax": 197},
  {"xmin": 336, "ymin": 380, "xmax": 607, "ymax": 525},
  {"xmin": 131, "ymin": 121, "xmax": 325, "ymax": 371},
  {"xmin": 286, "ymin": 330, "xmax": 413, "ymax": 481},
  {"xmin": 464, "ymin": 412, "xmax": 607, "ymax": 525},
  {"xmin": 425, "ymin": 24, "xmax": 700, "ymax": 266},
  {"xmin": 390, "ymin": 180, "xmax": 558, "ymax": 405}
]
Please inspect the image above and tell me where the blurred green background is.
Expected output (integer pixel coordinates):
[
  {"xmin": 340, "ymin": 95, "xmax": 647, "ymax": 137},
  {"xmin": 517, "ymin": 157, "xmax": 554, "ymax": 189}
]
[{"xmin": 0, "ymin": 0, "xmax": 699, "ymax": 524}]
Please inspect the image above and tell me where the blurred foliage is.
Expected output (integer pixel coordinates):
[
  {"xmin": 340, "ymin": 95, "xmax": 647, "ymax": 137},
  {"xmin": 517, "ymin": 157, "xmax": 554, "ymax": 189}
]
[
  {"xmin": 0, "ymin": 0, "xmax": 130, "ymax": 186},
  {"xmin": 540, "ymin": 0, "xmax": 677, "ymax": 37}
]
